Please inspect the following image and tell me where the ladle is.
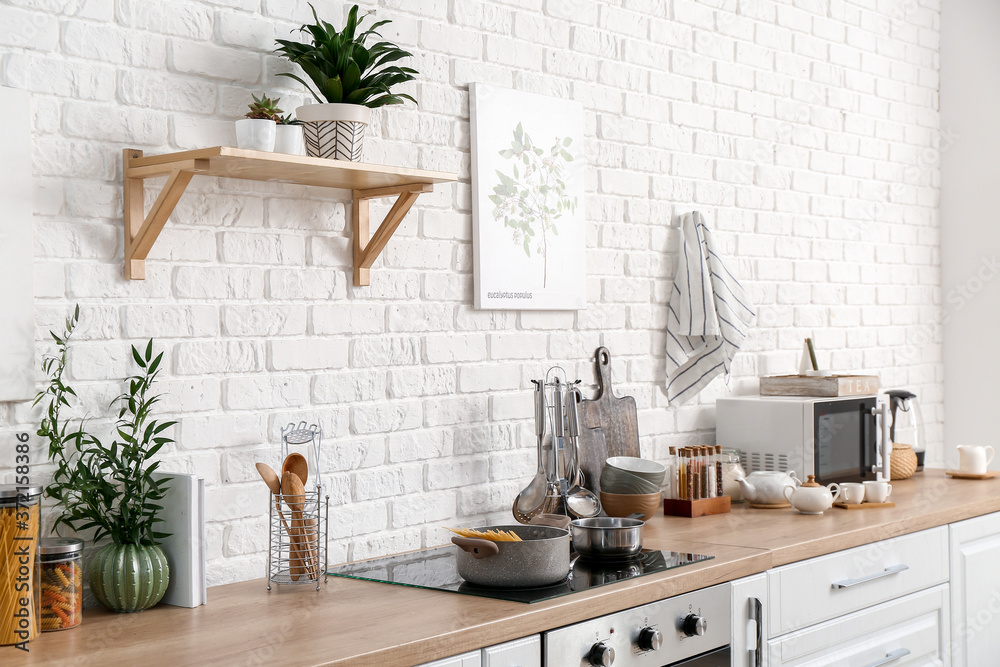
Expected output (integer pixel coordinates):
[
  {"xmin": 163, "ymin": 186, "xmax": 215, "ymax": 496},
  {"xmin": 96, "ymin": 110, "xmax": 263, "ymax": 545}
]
[
  {"xmin": 514, "ymin": 380, "xmax": 548, "ymax": 515},
  {"xmin": 565, "ymin": 389, "xmax": 601, "ymax": 518}
]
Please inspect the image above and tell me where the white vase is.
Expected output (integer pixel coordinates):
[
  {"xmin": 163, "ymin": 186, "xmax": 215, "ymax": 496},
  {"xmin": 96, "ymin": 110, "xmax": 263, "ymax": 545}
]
[
  {"xmin": 235, "ymin": 118, "xmax": 276, "ymax": 152},
  {"xmin": 296, "ymin": 103, "xmax": 370, "ymax": 161},
  {"xmin": 274, "ymin": 124, "xmax": 305, "ymax": 155}
]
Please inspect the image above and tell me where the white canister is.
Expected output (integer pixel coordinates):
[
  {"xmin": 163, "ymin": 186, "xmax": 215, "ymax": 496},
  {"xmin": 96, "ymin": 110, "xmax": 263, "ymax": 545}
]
[{"xmin": 274, "ymin": 124, "xmax": 305, "ymax": 155}]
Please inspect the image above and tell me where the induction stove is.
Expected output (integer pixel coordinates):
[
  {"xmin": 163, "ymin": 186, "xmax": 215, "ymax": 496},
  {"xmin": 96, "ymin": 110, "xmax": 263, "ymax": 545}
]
[{"xmin": 327, "ymin": 547, "xmax": 713, "ymax": 604}]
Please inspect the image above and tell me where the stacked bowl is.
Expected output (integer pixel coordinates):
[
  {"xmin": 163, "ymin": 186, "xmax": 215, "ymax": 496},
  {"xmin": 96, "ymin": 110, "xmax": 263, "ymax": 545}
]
[{"xmin": 599, "ymin": 457, "xmax": 666, "ymax": 519}]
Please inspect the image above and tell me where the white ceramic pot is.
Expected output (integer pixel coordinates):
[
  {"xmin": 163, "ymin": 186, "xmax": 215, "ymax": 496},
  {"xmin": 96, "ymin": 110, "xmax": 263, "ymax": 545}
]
[
  {"xmin": 274, "ymin": 124, "xmax": 305, "ymax": 155},
  {"xmin": 235, "ymin": 118, "xmax": 275, "ymax": 152},
  {"xmin": 296, "ymin": 103, "xmax": 370, "ymax": 161},
  {"xmin": 737, "ymin": 470, "xmax": 801, "ymax": 505},
  {"xmin": 784, "ymin": 475, "xmax": 840, "ymax": 515}
]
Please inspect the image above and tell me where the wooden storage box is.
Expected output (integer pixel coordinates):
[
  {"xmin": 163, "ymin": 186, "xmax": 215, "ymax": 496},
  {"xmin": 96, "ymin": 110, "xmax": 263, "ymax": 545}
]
[
  {"xmin": 759, "ymin": 374, "xmax": 879, "ymax": 397},
  {"xmin": 663, "ymin": 496, "xmax": 731, "ymax": 518}
]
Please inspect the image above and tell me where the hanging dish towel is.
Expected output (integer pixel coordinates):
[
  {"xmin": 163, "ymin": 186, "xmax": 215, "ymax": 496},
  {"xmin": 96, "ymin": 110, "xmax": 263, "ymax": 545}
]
[{"xmin": 665, "ymin": 211, "xmax": 755, "ymax": 404}]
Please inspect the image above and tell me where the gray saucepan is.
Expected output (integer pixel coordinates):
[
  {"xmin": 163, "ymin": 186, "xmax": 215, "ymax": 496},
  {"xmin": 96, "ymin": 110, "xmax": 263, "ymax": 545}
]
[
  {"xmin": 451, "ymin": 519, "xmax": 571, "ymax": 588},
  {"xmin": 570, "ymin": 516, "xmax": 644, "ymax": 559}
]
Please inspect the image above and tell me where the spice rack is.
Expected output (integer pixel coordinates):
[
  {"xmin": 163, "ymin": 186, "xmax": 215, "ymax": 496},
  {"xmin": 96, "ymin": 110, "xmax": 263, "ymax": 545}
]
[{"xmin": 122, "ymin": 147, "xmax": 457, "ymax": 285}]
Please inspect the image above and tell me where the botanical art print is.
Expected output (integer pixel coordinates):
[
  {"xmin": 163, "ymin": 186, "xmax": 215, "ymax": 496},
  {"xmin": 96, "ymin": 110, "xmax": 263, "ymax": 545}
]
[{"xmin": 471, "ymin": 84, "xmax": 586, "ymax": 310}]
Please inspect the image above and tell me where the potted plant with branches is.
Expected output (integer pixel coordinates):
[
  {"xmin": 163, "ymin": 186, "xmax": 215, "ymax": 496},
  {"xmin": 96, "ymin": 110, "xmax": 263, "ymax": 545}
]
[
  {"xmin": 275, "ymin": 3, "xmax": 418, "ymax": 161},
  {"xmin": 36, "ymin": 307, "xmax": 175, "ymax": 613}
]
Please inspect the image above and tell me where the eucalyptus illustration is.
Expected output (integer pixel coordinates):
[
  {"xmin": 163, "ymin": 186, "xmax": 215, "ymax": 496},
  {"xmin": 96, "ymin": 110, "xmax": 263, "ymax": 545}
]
[{"xmin": 490, "ymin": 122, "xmax": 577, "ymax": 287}]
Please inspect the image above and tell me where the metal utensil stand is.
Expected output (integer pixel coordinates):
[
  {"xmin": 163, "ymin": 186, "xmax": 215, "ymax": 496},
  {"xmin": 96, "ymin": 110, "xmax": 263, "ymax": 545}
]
[
  {"xmin": 517, "ymin": 367, "xmax": 584, "ymax": 521},
  {"xmin": 267, "ymin": 486, "xmax": 329, "ymax": 591}
]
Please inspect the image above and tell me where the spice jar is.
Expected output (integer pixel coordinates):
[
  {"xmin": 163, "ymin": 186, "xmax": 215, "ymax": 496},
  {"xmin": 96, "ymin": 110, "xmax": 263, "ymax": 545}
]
[
  {"xmin": 720, "ymin": 449, "xmax": 746, "ymax": 502},
  {"xmin": 0, "ymin": 485, "xmax": 42, "ymax": 645},
  {"xmin": 38, "ymin": 538, "xmax": 83, "ymax": 631}
]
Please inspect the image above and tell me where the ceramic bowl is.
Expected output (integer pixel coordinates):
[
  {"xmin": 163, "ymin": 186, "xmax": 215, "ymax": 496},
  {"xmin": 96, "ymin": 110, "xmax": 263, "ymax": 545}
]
[
  {"xmin": 600, "ymin": 466, "xmax": 661, "ymax": 495},
  {"xmin": 605, "ymin": 457, "xmax": 666, "ymax": 486},
  {"xmin": 599, "ymin": 491, "xmax": 662, "ymax": 520}
]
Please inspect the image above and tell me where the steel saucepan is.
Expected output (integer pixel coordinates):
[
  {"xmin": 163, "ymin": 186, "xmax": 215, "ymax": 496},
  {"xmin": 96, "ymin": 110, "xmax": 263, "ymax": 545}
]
[
  {"xmin": 570, "ymin": 516, "xmax": 644, "ymax": 559},
  {"xmin": 452, "ymin": 519, "xmax": 571, "ymax": 588}
]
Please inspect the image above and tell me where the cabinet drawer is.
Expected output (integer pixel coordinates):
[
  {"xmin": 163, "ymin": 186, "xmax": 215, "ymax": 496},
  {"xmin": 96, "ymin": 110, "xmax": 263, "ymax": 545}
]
[
  {"xmin": 768, "ymin": 526, "xmax": 949, "ymax": 637},
  {"xmin": 767, "ymin": 584, "xmax": 950, "ymax": 667}
]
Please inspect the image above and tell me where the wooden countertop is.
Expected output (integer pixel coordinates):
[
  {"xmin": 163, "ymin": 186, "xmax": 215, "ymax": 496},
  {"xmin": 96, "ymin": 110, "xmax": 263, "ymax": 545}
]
[{"xmin": 10, "ymin": 470, "xmax": 1000, "ymax": 666}]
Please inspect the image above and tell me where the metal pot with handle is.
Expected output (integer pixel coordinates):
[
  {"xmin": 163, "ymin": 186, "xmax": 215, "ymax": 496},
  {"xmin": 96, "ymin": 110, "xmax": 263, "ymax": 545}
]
[{"xmin": 451, "ymin": 516, "xmax": 571, "ymax": 588}]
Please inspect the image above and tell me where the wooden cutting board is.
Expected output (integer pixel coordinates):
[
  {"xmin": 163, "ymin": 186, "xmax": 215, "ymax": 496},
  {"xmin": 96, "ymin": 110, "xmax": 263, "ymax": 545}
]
[{"xmin": 577, "ymin": 347, "xmax": 640, "ymax": 495}]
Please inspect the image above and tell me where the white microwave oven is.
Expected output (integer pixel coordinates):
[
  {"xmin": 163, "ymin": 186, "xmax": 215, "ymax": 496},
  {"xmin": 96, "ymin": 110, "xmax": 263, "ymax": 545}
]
[{"xmin": 716, "ymin": 394, "xmax": 882, "ymax": 485}]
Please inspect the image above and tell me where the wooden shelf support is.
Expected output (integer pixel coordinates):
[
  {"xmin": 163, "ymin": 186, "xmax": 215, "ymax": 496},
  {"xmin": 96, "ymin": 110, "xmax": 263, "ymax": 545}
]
[
  {"xmin": 352, "ymin": 183, "xmax": 433, "ymax": 286},
  {"xmin": 121, "ymin": 146, "xmax": 455, "ymax": 283}
]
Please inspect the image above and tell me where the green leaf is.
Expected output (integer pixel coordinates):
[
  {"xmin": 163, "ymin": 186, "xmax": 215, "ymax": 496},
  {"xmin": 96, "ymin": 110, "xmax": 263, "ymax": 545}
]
[{"xmin": 132, "ymin": 345, "xmax": 144, "ymax": 368}]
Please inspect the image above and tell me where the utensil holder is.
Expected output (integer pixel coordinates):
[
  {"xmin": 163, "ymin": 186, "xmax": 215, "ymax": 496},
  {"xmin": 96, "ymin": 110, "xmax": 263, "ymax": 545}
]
[{"xmin": 267, "ymin": 486, "xmax": 329, "ymax": 590}]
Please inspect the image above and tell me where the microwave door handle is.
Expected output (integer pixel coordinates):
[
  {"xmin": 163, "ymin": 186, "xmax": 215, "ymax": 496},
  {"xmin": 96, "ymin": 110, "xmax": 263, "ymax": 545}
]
[{"xmin": 871, "ymin": 402, "xmax": 891, "ymax": 480}]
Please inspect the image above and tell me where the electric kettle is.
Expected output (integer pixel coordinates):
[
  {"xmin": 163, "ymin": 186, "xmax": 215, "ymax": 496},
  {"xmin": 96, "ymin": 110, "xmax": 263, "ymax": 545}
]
[{"xmin": 886, "ymin": 390, "xmax": 924, "ymax": 471}]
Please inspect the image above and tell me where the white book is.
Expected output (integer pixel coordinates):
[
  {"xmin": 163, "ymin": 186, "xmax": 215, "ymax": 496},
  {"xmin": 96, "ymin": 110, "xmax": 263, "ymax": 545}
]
[{"xmin": 152, "ymin": 472, "xmax": 206, "ymax": 607}]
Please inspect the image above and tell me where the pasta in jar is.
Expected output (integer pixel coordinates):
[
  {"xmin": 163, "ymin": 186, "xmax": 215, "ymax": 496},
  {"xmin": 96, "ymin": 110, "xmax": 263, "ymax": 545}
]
[
  {"xmin": 38, "ymin": 538, "xmax": 83, "ymax": 631},
  {"xmin": 0, "ymin": 485, "xmax": 41, "ymax": 645}
]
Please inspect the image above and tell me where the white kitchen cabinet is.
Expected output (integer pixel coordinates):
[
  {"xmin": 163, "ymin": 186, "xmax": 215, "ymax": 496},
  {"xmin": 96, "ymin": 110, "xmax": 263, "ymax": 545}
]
[
  {"xmin": 417, "ymin": 635, "xmax": 540, "ymax": 667},
  {"xmin": 950, "ymin": 511, "xmax": 1000, "ymax": 667},
  {"xmin": 767, "ymin": 526, "xmax": 949, "ymax": 637},
  {"xmin": 418, "ymin": 649, "xmax": 482, "ymax": 667},
  {"xmin": 482, "ymin": 634, "xmax": 541, "ymax": 666},
  {"xmin": 767, "ymin": 584, "xmax": 950, "ymax": 667},
  {"xmin": 731, "ymin": 574, "xmax": 767, "ymax": 667}
]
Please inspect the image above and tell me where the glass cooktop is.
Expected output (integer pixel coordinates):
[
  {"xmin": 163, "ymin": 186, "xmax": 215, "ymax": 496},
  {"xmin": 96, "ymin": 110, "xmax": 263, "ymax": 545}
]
[{"xmin": 328, "ymin": 547, "xmax": 713, "ymax": 604}]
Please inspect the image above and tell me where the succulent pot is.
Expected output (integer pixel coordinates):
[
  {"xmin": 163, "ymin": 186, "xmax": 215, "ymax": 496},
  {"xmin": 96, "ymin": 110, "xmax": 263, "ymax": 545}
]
[
  {"xmin": 296, "ymin": 103, "xmax": 370, "ymax": 161},
  {"xmin": 89, "ymin": 543, "xmax": 169, "ymax": 613},
  {"xmin": 274, "ymin": 124, "xmax": 305, "ymax": 155},
  {"xmin": 235, "ymin": 118, "xmax": 276, "ymax": 152}
]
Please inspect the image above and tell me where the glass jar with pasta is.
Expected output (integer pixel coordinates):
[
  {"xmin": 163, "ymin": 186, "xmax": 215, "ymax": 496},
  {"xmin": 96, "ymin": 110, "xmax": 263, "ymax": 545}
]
[
  {"xmin": 38, "ymin": 538, "xmax": 83, "ymax": 631},
  {"xmin": 0, "ymin": 485, "xmax": 41, "ymax": 645}
]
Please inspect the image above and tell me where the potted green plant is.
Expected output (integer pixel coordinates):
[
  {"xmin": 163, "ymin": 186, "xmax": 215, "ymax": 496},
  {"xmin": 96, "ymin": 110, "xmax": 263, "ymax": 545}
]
[
  {"xmin": 274, "ymin": 113, "xmax": 305, "ymax": 155},
  {"xmin": 236, "ymin": 93, "xmax": 282, "ymax": 152},
  {"xmin": 275, "ymin": 3, "xmax": 418, "ymax": 161},
  {"xmin": 35, "ymin": 307, "xmax": 174, "ymax": 613}
]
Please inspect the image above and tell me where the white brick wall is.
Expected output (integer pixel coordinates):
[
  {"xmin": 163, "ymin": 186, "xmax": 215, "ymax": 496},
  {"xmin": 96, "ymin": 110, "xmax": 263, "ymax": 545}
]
[{"xmin": 0, "ymin": 0, "xmax": 942, "ymax": 587}]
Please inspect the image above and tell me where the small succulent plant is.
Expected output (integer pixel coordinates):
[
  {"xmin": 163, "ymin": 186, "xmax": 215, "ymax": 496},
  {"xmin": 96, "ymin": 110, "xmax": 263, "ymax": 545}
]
[
  {"xmin": 245, "ymin": 93, "xmax": 283, "ymax": 121},
  {"xmin": 275, "ymin": 114, "xmax": 301, "ymax": 125}
]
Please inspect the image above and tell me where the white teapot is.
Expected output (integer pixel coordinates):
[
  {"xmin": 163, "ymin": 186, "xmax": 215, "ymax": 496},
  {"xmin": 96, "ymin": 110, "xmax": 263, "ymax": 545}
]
[
  {"xmin": 737, "ymin": 470, "xmax": 801, "ymax": 505},
  {"xmin": 784, "ymin": 475, "xmax": 841, "ymax": 515}
]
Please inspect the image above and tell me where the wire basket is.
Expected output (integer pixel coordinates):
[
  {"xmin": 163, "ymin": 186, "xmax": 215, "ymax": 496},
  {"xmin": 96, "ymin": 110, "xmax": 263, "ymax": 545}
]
[{"xmin": 267, "ymin": 486, "xmax": 329, "ymax": 590}]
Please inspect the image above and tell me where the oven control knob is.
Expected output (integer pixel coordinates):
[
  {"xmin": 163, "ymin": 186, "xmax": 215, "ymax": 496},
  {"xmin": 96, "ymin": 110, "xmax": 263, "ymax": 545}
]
[
  {"xmin": 587, "ymin": 642, "xmax": 615, "ymax": 666},
  {"xmin": 682, "ymin": 613, "xmax": 707, "ymax": 637},
  {"xmin": 637, "ymin": 626, "xmax": 662, "ymax": 651}
]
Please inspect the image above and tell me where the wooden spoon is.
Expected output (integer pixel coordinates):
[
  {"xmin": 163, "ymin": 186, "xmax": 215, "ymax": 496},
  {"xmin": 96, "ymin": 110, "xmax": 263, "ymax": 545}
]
[
  {"xmin": 282, "ymin": 452, "xmax": 309, "ymax": 487},
  {"xmin": 281, "ymin": 471, "xmax": 309, "ymax": 580},
  {"xmin": 255, "ymin": 462, "xmax": 292, "ymax": 534}
]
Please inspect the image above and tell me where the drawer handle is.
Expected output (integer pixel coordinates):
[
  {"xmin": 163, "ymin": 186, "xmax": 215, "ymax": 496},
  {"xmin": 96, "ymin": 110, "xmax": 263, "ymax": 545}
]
[
  {"xmin": 861, "ymin": 648, "xmax": 911, "ymax": 667},
  {"xmin": 831, "ymin": 563, "xmax": 909, "ymax": 589}
]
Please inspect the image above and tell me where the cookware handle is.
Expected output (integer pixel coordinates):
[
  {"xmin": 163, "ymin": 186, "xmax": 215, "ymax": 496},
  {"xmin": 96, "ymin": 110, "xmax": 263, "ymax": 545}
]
[
  {"xmin": 529, "ymin": 514, "xmax": 571, "ymax": 530},
  {"xmin": 451, "ymin": 536, "xmax": 500, "ymax": 559}
]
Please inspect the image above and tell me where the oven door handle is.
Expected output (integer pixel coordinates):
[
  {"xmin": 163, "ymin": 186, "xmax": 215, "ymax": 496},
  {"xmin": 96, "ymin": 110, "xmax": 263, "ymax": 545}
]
[{"xmin": 747, "ymin": 596, "xmax": 762, "ymax": 667}]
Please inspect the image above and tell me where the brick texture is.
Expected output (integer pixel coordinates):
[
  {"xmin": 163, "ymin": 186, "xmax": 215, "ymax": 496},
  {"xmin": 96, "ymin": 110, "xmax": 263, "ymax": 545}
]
[{"xmin": 0, "ymin": 0, "xmax": 943, "ymax": 587}]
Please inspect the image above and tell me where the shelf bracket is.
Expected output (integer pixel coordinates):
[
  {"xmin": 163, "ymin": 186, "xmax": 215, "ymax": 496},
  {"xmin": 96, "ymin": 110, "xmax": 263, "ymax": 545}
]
[
  {"xmin": 352, "ymin": 183, "xmax": 434, "ymax": 286},
  {"xmin": 123, "ymin": 149, "xmax": 198, "ymax": 280}
]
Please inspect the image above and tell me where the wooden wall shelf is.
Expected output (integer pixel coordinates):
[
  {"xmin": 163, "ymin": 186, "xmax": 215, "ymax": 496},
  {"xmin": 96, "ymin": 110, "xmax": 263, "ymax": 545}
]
[{"xmin": 122, "ymin": 147, "xmax": 457, "ymax": 285}]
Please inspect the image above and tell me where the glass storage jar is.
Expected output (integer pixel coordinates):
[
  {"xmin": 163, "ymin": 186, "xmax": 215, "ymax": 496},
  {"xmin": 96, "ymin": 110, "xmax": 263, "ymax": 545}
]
[
  {"xmin": 721, "ymin": 449, "xmax": 746, "ymax": 502},
  {"xmin": 0, "ymin": 485, "xmax": 42, "ymax": 645},
  {"xmin": 38, "ymin": 538, "xmax": 83, "ymax": 631}
]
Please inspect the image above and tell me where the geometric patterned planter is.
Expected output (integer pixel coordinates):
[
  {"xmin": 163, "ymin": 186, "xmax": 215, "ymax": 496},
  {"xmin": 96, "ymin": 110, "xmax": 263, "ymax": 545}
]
[{"xmin": 303, "ymin": 120, "xmax": 366, "ymax": 161}]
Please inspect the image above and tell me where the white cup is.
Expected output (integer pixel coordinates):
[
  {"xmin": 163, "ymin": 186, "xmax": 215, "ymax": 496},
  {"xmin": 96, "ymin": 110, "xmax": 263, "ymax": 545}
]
[
  {"xmin": 863, "ymin": 480, "xmax": 892, "ymax": 504},
  {"xmin": 839, "ymin": 482, "xmax": 865, "ymax": 505},
  {"xmin": 957, "ymin": 445, "xmax": 995, "ymax": 475}
]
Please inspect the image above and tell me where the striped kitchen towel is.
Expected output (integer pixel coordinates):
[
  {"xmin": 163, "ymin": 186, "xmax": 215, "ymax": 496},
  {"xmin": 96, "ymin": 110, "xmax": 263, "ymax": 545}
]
[{"xmin": 665, "ymin": 212, "xmax": 755, "ymax": 404}]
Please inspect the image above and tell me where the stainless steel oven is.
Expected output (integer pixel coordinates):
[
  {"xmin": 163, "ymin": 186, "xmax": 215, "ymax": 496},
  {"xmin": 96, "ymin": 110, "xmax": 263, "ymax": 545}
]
[{"xmin": 542, "ymin": 583, "xmax": 732, "ymax": 666}]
